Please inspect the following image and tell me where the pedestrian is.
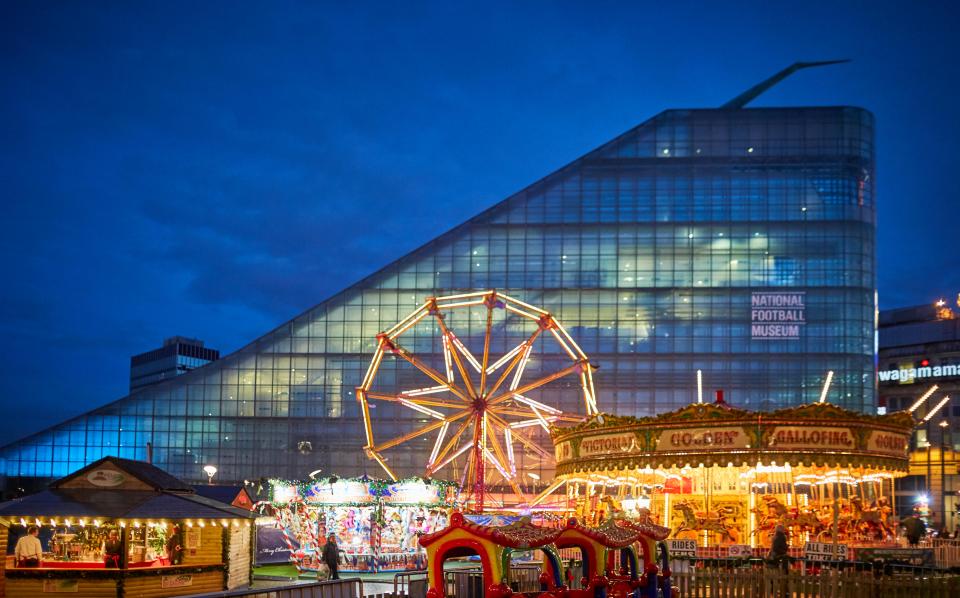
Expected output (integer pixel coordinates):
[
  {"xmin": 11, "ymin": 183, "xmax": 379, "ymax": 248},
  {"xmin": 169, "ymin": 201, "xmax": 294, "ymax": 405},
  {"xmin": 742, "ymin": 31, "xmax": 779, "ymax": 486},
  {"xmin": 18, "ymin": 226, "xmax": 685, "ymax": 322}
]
[
  {"xmin": 14, "ymin": 526, "xmax": 42, "ymax": 568},
  {"xmin": 322, "ymin": 533, "xmax": 340, "ymax": 580},
  {"xmin": 903, "ymin": 514, "xmax": 926, "ymax": 546},
  {"xmin": 166, "ymin": 524, "xmax": 184, "ymax": 565},
  {"xmin": 767, "ymin": 524, "xmax": 789, "ymax": 570},
  {"xmin": 103, "ymin": 529, "xmax": 123, "ymax": 568}
]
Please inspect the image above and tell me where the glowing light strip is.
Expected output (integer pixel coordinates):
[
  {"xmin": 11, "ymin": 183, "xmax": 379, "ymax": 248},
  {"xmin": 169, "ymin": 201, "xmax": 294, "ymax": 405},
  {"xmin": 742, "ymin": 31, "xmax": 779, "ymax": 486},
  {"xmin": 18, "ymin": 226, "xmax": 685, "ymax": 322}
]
[
  {"xmin": 530, "ymin": 478, "xmax": 566, "ymax": 507},
  {"xmin": 401, "ymin": 385, "xmax": 449, "ymax": 397},
  {"xmin": 583, "ymin": 368, "xmax": 600, "ymax": 415},
  {"xmin": 923, "ymin": 395, "xmax": 951, "ymax": 422},
  {"xmin": 908, "ymin": 385, "xmax": 939, "ymax": 413},
  {"xmin": 369, "ymin": 451, "xmax": 397, "ymax": 481},
  {"xmin": 483, "ymin": 448, "xmax": 511, "ymax": 480},
  {"xmin": 450, "ymin": 335, "xmax": 482, "ymax": 372},
  {"xmin": 818, "ymin": 370, "xmax": 834, "ymax": 403},
  {"xmin": 360, "ymin": 346, "xmax": 384, "ymax": 390},
  {"xmin": 427, "ymin": 422, "xmax": 450, "ymax": 466},
  {"xmin": 435, "ymin": 442, "xmax": 472, "ymax": 471},
  {"xmin": 509, "ymin": 418, "xmax": 551, "ymax": 429},
  {"xmin": 552, "ymin": 320, "xmax": 587, "ymax": 359},
  {"xmin": 503, "ymin": 295, "xmax": 549, "ymax": 316},
  {"xmin": 486, "ymin": 343, "xmax": 525, "ymax": 374},
  {"xmin": 434, "ymin": 299, "xmax": 486, "ymax": 310},
  {"xmin": 503, "ymin": 303, "xmax": 542, "ymax": 321},
  {"xmin": 442, "ymin": 336, "xmax": 454, "ymax": 383},
  {"xmin": 384, "ymin": 305, "xmax": 427, "ymax": 337},
  {"xmin": 529, "ymin": 406, "xmax": 551, "ymax": 431},
  {"xmin": 548, "ymin": 327, "xmax": 577, "ymax": 360},
  {"xmin": 398, "ymin": 398, "xmax": 444, "ymax": 419},
  {"xmin": 504, "ymin": 427, "xmax": 516, "ymax": 474},
  {"xmin": 512, "ymin": 394, "xmax": 562, "ymax": 415},
  {"xmin": 697, "ymin": 369, "xmax": 703, "ymax": 404},
  {"xmin": 509, "ymin": 345, "xmax": 533, "ymax": 391},
  {"xmin": 435, "ymin": 291, "xmax": 491, "ymax": 302}
]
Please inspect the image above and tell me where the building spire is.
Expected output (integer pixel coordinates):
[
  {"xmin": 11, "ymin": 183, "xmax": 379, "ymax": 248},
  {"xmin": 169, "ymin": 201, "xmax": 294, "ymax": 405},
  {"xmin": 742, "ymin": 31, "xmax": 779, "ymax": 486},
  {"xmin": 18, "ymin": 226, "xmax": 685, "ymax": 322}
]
[{"xmin": 722, "ymin": 60, "xmax": 850, "ymax": 109}]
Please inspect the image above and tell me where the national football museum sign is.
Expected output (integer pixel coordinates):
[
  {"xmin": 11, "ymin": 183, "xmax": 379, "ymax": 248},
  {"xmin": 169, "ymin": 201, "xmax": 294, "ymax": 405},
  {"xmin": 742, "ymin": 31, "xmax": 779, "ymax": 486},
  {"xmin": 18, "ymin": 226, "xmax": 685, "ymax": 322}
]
[{"xmin": 751, "ymin": 292, "xmax": 806, "ymax": 339}]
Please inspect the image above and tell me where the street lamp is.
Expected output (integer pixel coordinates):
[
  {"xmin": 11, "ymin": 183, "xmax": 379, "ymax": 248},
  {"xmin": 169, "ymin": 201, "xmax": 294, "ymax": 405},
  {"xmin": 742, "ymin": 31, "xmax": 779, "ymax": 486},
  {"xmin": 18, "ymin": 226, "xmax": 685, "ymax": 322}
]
[
  {"xmin": 203, "ymin": 465, "xmax": 217, "ymax": 485},
  {"xmin": 940, "ymin": 421, "xmax": 950, "ymax": 531}
]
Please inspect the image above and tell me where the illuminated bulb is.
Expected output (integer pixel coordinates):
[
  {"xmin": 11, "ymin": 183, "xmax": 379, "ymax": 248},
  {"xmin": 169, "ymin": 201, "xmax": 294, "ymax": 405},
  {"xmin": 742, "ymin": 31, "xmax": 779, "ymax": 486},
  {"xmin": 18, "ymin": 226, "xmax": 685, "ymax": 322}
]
[
  {"xmin": 19, "ymin": 518, "xmax": 25, "ymax": 526},
  {"xmin": 198, "ymin": 520, "xmax": 205, "ymax": 528}
]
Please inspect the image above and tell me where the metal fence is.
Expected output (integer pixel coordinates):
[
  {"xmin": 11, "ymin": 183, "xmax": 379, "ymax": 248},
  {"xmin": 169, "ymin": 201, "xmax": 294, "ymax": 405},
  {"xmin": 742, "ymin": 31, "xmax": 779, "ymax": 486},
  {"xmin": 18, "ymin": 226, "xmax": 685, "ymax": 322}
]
[
  {"xmin": 185, "ymin": 577, "xmax": 363, "ymax": 598},
  {"xmin": 672, "ymin": 566, "xmax": 960, "ymax": 598}
]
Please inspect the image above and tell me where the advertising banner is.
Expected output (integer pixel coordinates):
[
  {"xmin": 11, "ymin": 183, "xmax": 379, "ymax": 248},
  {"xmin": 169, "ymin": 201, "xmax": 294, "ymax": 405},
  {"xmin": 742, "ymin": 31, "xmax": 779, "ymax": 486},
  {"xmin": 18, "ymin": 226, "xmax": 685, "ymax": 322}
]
[{"xmin": 256, "ymin": 525, "xmax": 296, "ymax": 565}]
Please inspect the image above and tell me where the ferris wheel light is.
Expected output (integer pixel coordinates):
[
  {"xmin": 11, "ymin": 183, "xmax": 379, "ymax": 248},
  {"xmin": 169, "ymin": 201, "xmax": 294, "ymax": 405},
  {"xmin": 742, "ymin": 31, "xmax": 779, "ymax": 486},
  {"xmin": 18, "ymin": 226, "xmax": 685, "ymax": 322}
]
[
  {"xmin": 512, "ymin": 394, "xmax": 562, "ymax": 415},
  {"xmin": 486, "ymin": 343, "xmax": 525, "ymax": 374}
]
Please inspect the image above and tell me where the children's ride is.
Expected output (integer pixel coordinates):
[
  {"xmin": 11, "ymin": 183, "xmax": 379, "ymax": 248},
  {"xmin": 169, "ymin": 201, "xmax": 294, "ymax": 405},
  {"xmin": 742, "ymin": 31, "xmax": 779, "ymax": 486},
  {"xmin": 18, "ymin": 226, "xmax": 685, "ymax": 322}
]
[{"xmin": 419, "ymin": 512, "xmax": 673, "ymax": 598}]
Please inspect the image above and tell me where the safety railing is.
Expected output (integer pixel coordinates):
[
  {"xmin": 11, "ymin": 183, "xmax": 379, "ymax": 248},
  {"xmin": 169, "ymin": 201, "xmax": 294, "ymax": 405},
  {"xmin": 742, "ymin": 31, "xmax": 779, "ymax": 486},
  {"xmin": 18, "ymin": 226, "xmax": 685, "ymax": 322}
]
[{"xmin": 185, "ymin": 577, "xmax": 363, "ymax": 598}]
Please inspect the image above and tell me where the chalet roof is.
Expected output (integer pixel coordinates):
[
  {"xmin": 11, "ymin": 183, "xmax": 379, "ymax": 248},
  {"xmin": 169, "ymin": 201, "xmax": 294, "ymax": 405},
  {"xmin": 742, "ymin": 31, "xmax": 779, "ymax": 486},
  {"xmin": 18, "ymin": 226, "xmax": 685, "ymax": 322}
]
[{"xmin": 50, "ymin": 456, "xmax": 193, "ymax": 492}]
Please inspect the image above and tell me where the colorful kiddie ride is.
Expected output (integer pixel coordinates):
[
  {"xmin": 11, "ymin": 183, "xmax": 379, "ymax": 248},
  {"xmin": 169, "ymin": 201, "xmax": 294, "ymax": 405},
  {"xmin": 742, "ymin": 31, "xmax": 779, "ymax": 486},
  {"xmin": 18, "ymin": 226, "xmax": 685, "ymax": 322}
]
[{"xmin": 418, "ymin": 512, "xmax": 673, "ymax": 598}]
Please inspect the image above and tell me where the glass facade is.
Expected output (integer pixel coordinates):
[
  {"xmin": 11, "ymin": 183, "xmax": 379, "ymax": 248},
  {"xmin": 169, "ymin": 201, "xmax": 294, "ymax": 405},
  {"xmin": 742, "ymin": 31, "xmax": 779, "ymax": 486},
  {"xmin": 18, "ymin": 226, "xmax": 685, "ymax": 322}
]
[{"xmin": 0, "ymin": 106, "xmax": 877, "ymax": 487}]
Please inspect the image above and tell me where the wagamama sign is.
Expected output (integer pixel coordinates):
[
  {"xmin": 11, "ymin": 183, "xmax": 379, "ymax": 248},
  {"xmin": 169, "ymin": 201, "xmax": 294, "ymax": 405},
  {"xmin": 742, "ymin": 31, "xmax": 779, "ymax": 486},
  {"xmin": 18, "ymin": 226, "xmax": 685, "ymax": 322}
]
[
  {"xmin": 878, "ymin": 364, "xmax": 960, "ymax": 383},
  {"xmin": 751, "ymin": 292, "xmax": 805, "ymax": 340}
]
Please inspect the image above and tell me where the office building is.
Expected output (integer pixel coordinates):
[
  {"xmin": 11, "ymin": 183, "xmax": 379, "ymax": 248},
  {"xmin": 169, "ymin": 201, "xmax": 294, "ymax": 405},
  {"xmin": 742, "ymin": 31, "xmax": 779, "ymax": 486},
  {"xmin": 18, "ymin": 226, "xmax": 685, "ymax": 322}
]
[
  {"xmin": 881, "ymin": 298, "xmax": 960, "ymax": 527},
  {"xmin": 130, "ymin": 336, "xmax": 221, "ymax": 392}
]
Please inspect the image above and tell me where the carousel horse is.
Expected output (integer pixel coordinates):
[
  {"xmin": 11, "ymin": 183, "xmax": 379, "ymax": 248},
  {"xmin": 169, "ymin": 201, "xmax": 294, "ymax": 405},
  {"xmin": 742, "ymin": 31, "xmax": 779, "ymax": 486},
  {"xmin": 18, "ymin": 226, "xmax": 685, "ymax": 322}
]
[
  {"xmin": 672, "ymin": 500, "xmax": 737, "ymax": 543},
  {"xmin": 849, "ymin": 496, "xmax": 892, "ymax": 539}
]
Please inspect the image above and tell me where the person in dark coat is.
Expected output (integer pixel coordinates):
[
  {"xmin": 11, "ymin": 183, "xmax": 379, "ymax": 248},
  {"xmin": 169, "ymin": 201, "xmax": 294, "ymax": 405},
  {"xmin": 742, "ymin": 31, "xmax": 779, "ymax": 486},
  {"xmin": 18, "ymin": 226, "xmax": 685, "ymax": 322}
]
[
  {"xmin": 322, "ymin": 534, "xmax": 340, "ymax": 580},
  {"xmin": 903, "ymin": 515, "xmax": 926, "ymax": 546},
  {"xmin": 166, "ymin": 525, "xmax": 185, "ymax": 565},
  {"xmin": 768, "ymin": 524, "xmax": 789, "ymax": 570},
  {"xmin": 103, "ymin": 529, "xmax": 123, "ymax": 569}
]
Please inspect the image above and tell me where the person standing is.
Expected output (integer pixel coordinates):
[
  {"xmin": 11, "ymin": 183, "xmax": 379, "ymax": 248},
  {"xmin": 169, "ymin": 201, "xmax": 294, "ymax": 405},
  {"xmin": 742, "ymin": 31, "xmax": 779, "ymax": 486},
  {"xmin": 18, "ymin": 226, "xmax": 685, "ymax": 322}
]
[
  {"xmin": 322, "ymin": 533, "xmax": 340, "ymax": 580},
  {"xmin": 166, "ymin": 524, "xmax": 184, "ymax": 565},
  {"xmin": 767, "ymin": 524, "xmax": 789, "ymax": 568},
  {"xmin": 103, "ymin": 529, "xmax": 124, "ymax": 568},
  {"xmin": 903, "ymin": 514, "xmax": 927, "ymax": 546},
  {"xmin": 14, "ymin": 526, "xmax": 42, "ymax": 568}
]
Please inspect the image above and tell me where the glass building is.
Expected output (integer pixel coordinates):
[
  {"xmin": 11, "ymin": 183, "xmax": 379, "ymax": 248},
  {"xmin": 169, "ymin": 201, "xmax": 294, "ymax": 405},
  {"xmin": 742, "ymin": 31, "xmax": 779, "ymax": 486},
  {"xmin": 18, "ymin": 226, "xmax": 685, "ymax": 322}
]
[{"xmin": 0, "ymin": 105, "xmax": 877, "ymax": 488}]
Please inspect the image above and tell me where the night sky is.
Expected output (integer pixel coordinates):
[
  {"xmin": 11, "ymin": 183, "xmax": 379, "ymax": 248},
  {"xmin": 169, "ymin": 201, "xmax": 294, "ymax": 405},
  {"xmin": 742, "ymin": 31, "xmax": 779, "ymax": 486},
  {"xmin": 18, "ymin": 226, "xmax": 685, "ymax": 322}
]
[{"xmin": 2, "ymin": 2, "xmax": 958, "ymax": 442}]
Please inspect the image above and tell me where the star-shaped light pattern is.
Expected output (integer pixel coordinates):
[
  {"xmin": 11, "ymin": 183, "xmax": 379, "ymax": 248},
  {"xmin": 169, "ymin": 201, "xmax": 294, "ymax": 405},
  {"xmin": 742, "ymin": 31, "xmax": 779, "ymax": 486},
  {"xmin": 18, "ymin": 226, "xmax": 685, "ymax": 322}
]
[{"xmin": 356, "ymin": 291, "xmax": 598, "ymax": 510}]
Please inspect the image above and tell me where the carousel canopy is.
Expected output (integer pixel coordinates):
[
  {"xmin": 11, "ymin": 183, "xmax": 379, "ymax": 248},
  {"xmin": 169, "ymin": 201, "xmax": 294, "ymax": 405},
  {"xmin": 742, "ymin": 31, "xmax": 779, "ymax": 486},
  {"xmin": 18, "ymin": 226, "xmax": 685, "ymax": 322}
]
[{"xmin": 550, "ymin": 402, "xmax": 914, "ymax": 479}]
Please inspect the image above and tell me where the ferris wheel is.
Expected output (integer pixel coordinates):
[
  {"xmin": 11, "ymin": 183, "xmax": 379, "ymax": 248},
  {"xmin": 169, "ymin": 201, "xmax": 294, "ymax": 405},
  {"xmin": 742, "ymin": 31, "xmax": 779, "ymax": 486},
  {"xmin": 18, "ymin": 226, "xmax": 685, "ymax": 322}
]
[{"xmin": 356, "ymin": 290, "xmax": 598, "ymax": 511}]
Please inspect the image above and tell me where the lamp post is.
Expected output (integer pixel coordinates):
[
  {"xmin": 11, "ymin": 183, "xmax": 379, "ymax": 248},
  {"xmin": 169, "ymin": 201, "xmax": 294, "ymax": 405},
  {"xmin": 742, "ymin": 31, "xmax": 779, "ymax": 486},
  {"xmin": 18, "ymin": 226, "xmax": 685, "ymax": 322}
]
[
  {"xmin": 940, "ymin": 421, "xmax": 949, "ymax": 531},
  {"xmin": 203, "ymin": 465, "xmax": 217, "ymax": 485}
]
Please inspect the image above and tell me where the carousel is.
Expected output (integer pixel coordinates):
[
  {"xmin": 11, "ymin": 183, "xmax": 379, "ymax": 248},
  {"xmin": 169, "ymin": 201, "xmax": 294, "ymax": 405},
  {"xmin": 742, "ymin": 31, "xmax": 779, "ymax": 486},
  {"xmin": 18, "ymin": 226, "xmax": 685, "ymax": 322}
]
[{"xmin": 544, "ymin": 396, "xmax": 914, "ymax": 551}]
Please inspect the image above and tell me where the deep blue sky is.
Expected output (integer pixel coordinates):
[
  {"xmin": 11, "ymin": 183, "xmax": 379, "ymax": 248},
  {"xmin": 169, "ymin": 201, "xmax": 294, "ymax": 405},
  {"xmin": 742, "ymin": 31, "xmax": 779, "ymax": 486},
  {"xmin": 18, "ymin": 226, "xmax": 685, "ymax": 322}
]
[{"xmin": 2, "ymin": 2, "xmax": 958, "ymax": 441}]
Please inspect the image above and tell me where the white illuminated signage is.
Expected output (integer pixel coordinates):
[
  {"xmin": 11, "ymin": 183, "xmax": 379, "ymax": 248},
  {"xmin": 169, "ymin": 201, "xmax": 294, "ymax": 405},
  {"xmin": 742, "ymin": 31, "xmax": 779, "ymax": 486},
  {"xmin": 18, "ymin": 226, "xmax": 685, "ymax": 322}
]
[
  {"xmin": 878, "ymin": 364, "xmax": 959, "ymax": 383},
  {"xmin": 751, "ymin": 292, "xmax": 805, "ymax": 339}
]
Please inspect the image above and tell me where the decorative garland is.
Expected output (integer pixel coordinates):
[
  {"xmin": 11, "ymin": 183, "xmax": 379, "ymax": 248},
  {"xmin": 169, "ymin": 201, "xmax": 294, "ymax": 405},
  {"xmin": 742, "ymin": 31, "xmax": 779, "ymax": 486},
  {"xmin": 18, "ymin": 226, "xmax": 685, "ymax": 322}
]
[
  {"xmin": 265, "ymin": 475, "xmax": 460, "ymax": 508},
  {"xmin": 6, "ymin": 564, "xmax": 226, "ymax": 580}
]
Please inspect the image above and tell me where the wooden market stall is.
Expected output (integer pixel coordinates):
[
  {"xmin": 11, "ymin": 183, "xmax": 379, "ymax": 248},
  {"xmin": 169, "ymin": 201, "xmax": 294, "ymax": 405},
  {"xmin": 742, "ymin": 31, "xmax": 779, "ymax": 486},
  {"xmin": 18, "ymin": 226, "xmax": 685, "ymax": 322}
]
[
  {"xmin": 548, "ymin": 401, "xmax": 913, "ymax": 552},
  {"xmin": 0, "ymin": 457, "xmax": 255, "ymax": 598}
]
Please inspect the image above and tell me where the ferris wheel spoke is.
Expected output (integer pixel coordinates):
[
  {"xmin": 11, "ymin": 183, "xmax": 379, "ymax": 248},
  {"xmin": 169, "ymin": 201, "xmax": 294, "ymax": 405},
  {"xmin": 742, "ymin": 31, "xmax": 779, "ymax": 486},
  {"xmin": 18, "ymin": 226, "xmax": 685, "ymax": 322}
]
[
  {"xmin": 488, "ymin": 361, "xmax": 585, "ymax": 407},
  {"xmin": 371, "ymin": 411, "xmax": 469, "ymax": 453},
  {"xmin": 485, "ymin": 327, "xmax": 544, "ymax": 399},
  {"xmin": 365, "ymin": 391, "xmax": 466, "ymax": 411},
  {"xmin": 389, "ymin": 341, "xmax": 472, "ymax": 402},
  {"xmin": 427, "ymin": 299, "xmax": 478, "ymax": 399},
  {"xmin": 488, "ymin": 412, "xmax": 553, "ymax": 460},
  {"xmin": 427, "ymin": 417, "xmax": 475, "ymax": 475},
  {"xmin": 485, "ymin": 421, "xmax": 528, "ymax": 502},
  {"xmin": 479, "ymin": 296, "xmax": 494, "ymax": 395}
]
